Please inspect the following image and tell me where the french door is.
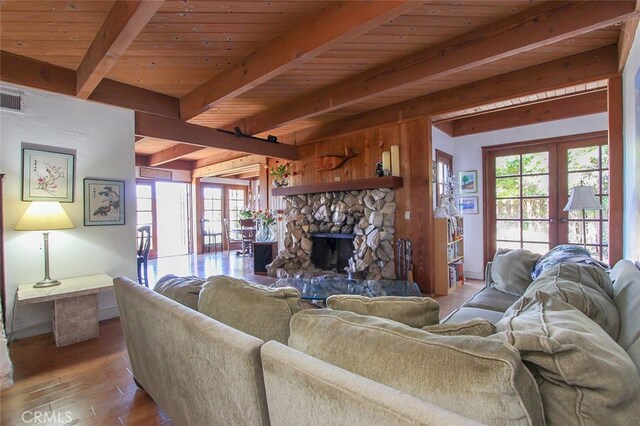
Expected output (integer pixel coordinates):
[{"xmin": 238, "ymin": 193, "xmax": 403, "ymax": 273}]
[
  {"xmin": 484, "ymin": 132, "xmax": 612, "ymax": 263},
  {"xmin": 136, "ymin": 181, "xmax": 158, "ymax": 258}
]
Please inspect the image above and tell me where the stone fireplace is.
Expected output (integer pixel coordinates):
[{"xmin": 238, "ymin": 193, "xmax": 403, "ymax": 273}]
[{"xmin": 267, "ymin": 188, "xmax": 397, "ymax": 279}]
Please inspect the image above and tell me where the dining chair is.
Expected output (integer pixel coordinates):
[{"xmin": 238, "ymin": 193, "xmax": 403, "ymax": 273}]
[
  {"xmin": 201, "ymin": 218, "xmax": 223, "ymax": 253},
  {"xmin": 224, "ymin": 218, "xmax": 243, "ymax": 256},
  {"xmin": 137, "ymin": 225, "xmax": 151, "ymax": 287},
  {"xmin": 240, "ymin": 219, "xmax": 257, "ymax": 257}
]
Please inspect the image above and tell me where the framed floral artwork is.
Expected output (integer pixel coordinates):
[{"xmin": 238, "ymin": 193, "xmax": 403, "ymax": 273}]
[
  {"xmin": 22, "ymin": 147, "xmax": 75, "ymax": 202},
  {"xmin": 84, "ymin": 178, "xmax": 125, "ymax": 226}
]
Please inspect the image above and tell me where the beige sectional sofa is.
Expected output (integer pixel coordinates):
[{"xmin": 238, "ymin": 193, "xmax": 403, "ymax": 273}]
[{"xmin": 114, "ymin": 258, "xmax": 640, "ymax": 426}]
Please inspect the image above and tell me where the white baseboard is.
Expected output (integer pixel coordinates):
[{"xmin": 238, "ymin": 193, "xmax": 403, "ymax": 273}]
[
  {"xmin": 9, "ymin": 305, "xmax": 120, "ymax": 342},
  {"xmin": 465, "ymin": 270, "xmax": 484, "ymax": 280}
]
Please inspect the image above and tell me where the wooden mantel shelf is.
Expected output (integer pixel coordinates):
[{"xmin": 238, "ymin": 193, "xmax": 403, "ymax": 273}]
[{"xmin": 271, "ymin": 176, "xmax": 403, "ymax": 196}]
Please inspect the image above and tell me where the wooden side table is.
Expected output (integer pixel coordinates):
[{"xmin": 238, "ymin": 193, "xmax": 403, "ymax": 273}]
[
  {"xmin": 253, "ymin": 241, "xmax": 278, "ymax": 275},
  {"xmin": 17, "ymin": 274, "xmax": 113, "ymax": 347}
]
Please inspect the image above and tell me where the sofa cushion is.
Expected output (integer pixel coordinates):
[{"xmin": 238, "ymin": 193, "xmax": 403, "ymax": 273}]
[
  {"xmin": 496, "ymin": 292, "xmax": 640, "ymax": 425},
  {"xmin": 198, "ymin": 275, "xmax": 302, "ymax": 344},
  {"xmin": 522, "ymin": 263, "xmax": 619, "ymax": 339},
  {"xmin": 422, "ymin": 319, "xmax": 496, "ymax": 337},
  {"xmin": 442, "ymin": 307, "xmax": 504, "ymax": 325},
  {"xmin": 154, "ymin": 274, "xmax": 205, "ymax": 310},
  {"xmin": 611, "ymin": 259, "xmax": 640, "ymax": 370},
  {"xmin": 462, "ymin": 286, "xmax": 520, "ymax": 312},
  {"xmin": 491, "ymin": 249, "xmax": 541, "ymax": 296},
  {"xmin": 289, "ymin": 309, "xmax": 544, "ymax": 425},
  {"xmin": 326, "ymin": 295, "xmax": 439, "ymax": 328}
]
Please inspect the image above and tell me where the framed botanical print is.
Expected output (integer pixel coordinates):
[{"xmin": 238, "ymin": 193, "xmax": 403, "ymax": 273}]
[
  {"xmin": 84, "ymin": 178, "xmax": 125, "ymax": 226},
  {"xmin": 22, "ymin": 147, "xmax": 75, "ymax": 202}
]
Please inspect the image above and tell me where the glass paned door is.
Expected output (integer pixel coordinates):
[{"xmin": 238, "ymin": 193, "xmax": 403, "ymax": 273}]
[
  {"xmin": 227, "ymin": 187, "xmax": 247, "ymax": 231},
  {"xmin": 485, "ymin": 134, "xmax": 610, "ymax": 263},
  {"xmin": 493, "ymin": 148, "xmax": 556, "ymax": 254},
  {"xmin": 203, "ymin": 186, "xmax": 223, "ymax": 234},
  {"xmin": 136, "ymin": 181, "xmax": 157, "ymax": 258},
  {"xmin": 560, "ymin": 143, "xmax": 609, "ymax": 262}
]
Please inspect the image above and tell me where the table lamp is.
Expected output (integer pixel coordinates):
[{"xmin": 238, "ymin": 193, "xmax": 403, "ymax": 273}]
[
  {"xmin": 563, "ymin": 184, "xmax": 603, "ymax": 249},
  {"xmin": 15, "ymin": 201, "xmax": 74, "ymax": 287}
]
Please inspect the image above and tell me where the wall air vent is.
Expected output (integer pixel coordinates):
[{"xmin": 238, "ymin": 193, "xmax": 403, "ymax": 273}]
[{"xmin": 0, "ymin": 91, "xmax": 23, "ymax": 112}]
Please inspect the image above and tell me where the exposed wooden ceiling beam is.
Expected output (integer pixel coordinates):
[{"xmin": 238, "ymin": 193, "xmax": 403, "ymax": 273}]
[
  {"xmin": 0, "ymin": 50, "xmax": 180, "ymax": 119},
  {"xmin": 76, "ymin": 0, "xmax": 164, "ymax": 98},
  {"xmin": 0, "ymin": 50, "xmax": 75, "ymax": 96},
  {"xmin": 444, "ymin": 90, "xmax": 608, "ymax": 137},
  {"xmin": 135, "ymin": 112, "xmax": 298, "ymax": 160},
  {"xmin": 193, "ymin": 155, "xmax": 267, "ymax": 179},
  {"xmin": 618, "ymin": 0, "xmax": 640, "ymax": 72},
  {"xmin": 194, "ymin": 151, "xmax": 252, "ymax": 169},
  {"xmin": 285, "ymin": 45, "xmax": 619, "ymax": 144},
  {"xmin": 149, "ymin": 144, "xmax": 204, "ymax": 166},
  {"xmin": 179, "ymin": 1, "xmax": 420, "ymax": 120},
  {"xmin": 238, "ymin": 1, "xmax": 637, "ymax": 135}
]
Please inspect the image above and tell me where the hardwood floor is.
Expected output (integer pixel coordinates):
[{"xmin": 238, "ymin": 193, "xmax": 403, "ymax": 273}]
[{"xmin": 1, "ymin": 253, "xmax": 483, "ymax": 425}]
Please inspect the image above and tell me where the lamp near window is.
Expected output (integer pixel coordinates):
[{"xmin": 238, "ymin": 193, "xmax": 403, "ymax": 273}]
[
  {"xmin": 563, "ymin": 184, "xmax": 603, "ymax": 250},
  {"xmin": 15, "ymin": 201, "xmax": 74, "ymax": 287}
]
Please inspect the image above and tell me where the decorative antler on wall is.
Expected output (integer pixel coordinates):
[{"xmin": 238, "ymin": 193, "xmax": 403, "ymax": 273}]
[{"xmin": 314, "ymin": 147, "xmax": 356, "ymax": 171}]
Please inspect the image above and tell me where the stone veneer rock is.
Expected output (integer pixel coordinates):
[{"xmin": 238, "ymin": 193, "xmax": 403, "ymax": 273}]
[{"xmin": 267, "ymin": 188, "xmax": 397, "ymax": 279}]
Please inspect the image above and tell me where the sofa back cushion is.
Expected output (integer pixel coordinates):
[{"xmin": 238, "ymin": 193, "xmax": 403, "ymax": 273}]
[
  {"xmin": 491, "ymin": 249, "xmax": 541, "ymax": 296},
  {"xmin": 198, "ymin": 275, "xmax": 302, "ymax": 344},
  {"xmin": 326, "ymin": 295, "xmax": 439, "ymax": 328},
  {"xmin": 611, "ymin": 259, "xmax": 640, "ymax": 370},
  {"xmin": 523, "ymin": 263, "xmax": 619, "ymax": 339},
  {"xmin": 423, "ymin": 319, "xmax": 496, "ymax": 337},
  {"xmin": 114, "ymin": 276, "xmax": 269, "ymax": 426},
  {"xmin": 154, "ymin": 274, "xmax": 205, "ymax": 310},
  {"xmin": 289, "ymin": 309, "xmax": 543, "ymax": 425},
  {"xmin": 496, "ymin": 292, "xmax": 640, "ymax": 425}
]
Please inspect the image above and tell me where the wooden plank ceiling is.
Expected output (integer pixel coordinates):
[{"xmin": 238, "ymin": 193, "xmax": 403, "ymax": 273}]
[{"xmin": 1, "ymin": 0, "xmax": 637, "ymax": 172}]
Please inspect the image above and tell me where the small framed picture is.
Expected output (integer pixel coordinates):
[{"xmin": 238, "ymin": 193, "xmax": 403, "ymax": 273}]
[
  {"xmin": 459, "ymin": 170, "xmax": 478, "ymax": 193},
  {"xmin": 84, "ymin": 178, "xmax": 125, "ymax": 226},
  {"xmin": 22, "ymin": 147, "xmax": 75, "ymax": 202},
  {"xmin": 458, "ymin": 196, "xmax": 479, "ymax": 215}
]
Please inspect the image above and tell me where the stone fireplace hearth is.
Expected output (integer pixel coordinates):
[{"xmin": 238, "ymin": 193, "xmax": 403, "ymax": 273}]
[{"xmin": 267, "ymin": 188, "xmax": 397, "ymax": 279}]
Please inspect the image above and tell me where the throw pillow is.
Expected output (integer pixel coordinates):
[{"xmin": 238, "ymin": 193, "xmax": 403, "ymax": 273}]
[
  {"xmin": 153, "ymin": 274, "xmax": 205, "ymax": 310},
  {"xmin": 496, "ymin": 292, "xmax": 640, "ymax": 425},
  {"xmin": 198, "ymin": 275, "xmax": 302, "ymax": 344},
  {"xmin": 522, "ymin": 263, "xmax": 619, "ymax": 339},
  {"xmin": 422, "ymin": 318, "xmax": 496, "ymax": 337},
  {"xmin": 491, "ymin": 248, "xmax": 541, "ymax": 296},
  {"xmin": 326, "ymin": 295, "xmax": 439, "ymax": 328},
  {"xmin": 530, "ymin": 244, "xmax": 608, "ymax": 280},
  {"xmin": 289, "ymin": 309, "xmax": 544, "ymax": 425}
]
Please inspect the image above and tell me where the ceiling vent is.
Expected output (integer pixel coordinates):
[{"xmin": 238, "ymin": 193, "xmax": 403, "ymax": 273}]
[{"xmin": 0, "ymin": 91, "xmax": 23, "ymax": 112}]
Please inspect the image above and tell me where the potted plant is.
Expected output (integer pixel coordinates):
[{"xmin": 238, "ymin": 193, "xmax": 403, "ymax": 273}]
[
  {"xmin": 239, "ymin": 207, "xmax": 255, "ymax": 220},
  {"xmin": 255, "ymin": 209, "xmax": 278, "ymax": 241},
  {"xmin": 266, "ymin": 162, "xmax": 296, "ymax": 188}
]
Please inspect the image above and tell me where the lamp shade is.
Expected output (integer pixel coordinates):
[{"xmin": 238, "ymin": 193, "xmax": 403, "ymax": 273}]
[
  {"xmin": 15, "ymin": 201, "xmax": 75, "ymax": 231},
  {"xmin": 563, "ymin": 185, "xmax": 603, "ymax": 211}
]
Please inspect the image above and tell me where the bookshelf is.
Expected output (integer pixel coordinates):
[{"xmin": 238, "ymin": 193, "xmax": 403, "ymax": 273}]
[{"xmin": 434, "ymin": 216, "xmax": 464, "ymax": 295}]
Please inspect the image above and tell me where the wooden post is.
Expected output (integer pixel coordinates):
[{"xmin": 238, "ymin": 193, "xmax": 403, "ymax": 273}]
[
  {"xmin": 405, "ymin": 118, "xmax": 434, "ymax": 294},
  {"xmin": 607, "ymin": 76, "xmax": 624, "ymax": 264}
]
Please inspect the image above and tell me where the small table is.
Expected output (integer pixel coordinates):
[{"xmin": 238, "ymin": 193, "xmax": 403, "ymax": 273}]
[
  {"xmin": 17, "ymin": 274, "xmax": 113, "ymax": 347},
  {"xmin": 271, "ymin": 277, "xmax": 421, "ymax": 302}
]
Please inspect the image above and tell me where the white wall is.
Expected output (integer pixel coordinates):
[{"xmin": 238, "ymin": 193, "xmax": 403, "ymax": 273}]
[
  {"xmin": 452, "ymin": 113, "xmax": 609, "ymax": 279},
  {"xmin": 623, "ymin": 29, "xmax": 640, "ymax": 262},
  {"xmin": 432, "ymin": 127, "xmax": 455, "ymax": 206},
  {"xmin": 1, "ymin": 84, "xmax": 136, "ymax": 339}
]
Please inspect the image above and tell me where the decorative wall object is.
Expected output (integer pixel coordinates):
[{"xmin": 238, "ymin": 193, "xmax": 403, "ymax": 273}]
[
  {"xmin": 22, "ymin": 147, "xmax": 75, "ymax": 202},
  {"xmin": 314, "ymin": 147, "xmax": 356, "ymax": 171},
  {"xmin": 459, "ymin": 170, "xmax": 478, "ymax": 193},
  {"xmin": 83, "ymin": 178, "xmax": 125, "ymax": 226},
  {"xmin": 139, "ymin": 167, "xmax": 172, "ymax": 180},
  {"xmin": 458, "ymin": 196, "xmax": 479, "ymax": 214}
]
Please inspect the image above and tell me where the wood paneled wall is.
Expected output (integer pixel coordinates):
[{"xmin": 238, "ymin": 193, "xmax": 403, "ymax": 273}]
[{"xmin": 268, "ymin": 118, "xmax": 435, "ymax": 293}]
